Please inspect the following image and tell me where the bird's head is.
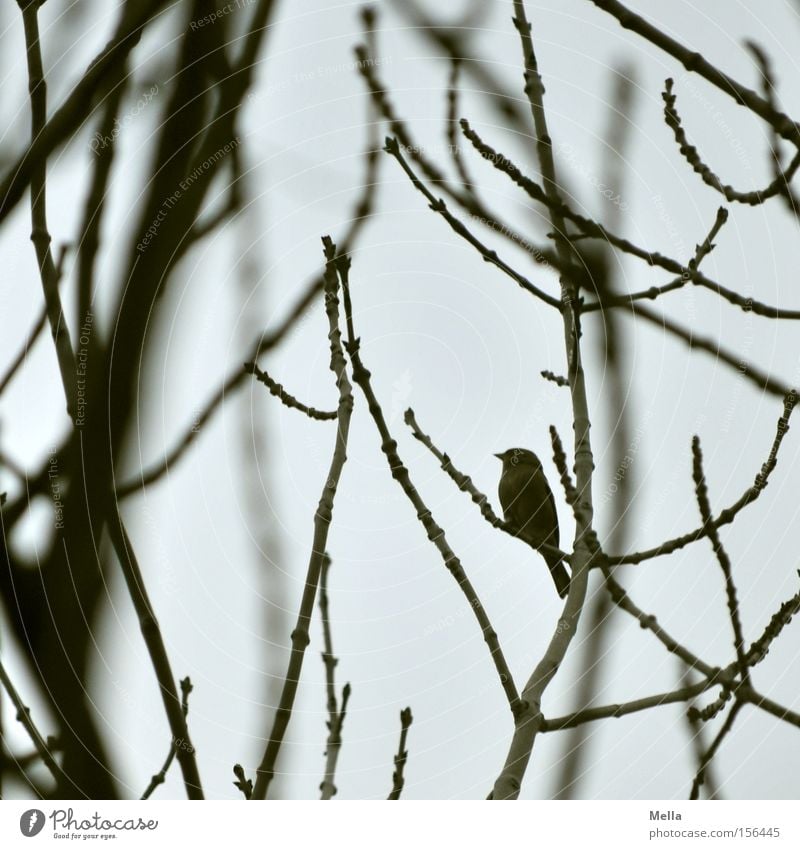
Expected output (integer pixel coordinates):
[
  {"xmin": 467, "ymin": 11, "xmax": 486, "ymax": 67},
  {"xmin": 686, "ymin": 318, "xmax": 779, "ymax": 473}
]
[{"xmin": 494, "ymin": 448, "xmax": 542, "ymax": 471}]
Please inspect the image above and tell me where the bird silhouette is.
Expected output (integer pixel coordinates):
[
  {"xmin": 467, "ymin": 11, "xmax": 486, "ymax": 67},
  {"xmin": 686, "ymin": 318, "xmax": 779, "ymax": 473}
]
[{"xmin": 495, "ymin": 448, "xmax": 570, "ymax": 598}]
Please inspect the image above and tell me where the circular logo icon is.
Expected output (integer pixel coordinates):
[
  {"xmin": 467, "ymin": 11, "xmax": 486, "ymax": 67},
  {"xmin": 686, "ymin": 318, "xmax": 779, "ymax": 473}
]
[{"xmin": 19, "ymin": 809, "xmax": 46, "ymax": 837}]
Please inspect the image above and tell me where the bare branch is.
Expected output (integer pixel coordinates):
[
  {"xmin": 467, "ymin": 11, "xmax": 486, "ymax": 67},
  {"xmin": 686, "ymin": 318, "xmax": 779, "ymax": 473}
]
[
  {"xmin": 691, "ymin": 437, "xmax": 749, "ymax": 683},
  {"xmin": 0, "ymin": 658, "xmax": 60, "ymax": 783},
  {"xmin": 403, "ymin": 407, "xmax": 570, "ymax": 567},
  {"xmin": 690, "ymin": 701, "xmax": 742, "ymax": 799},
  {"xmin": 252, "ymin": 237, "xmax": 356, "ymax": 800},
  {"xmin": 542, "ymin": 677, "xmax": 717, "ymax": 732},
  {"xmin": 662, "ymin": 78, "xmax": 800, "ymax": 205},
  {"xmin": 319, "ymin": 554, "xmax": 350, "ymax": 801},
  {"xmin": 383, "ymin": 137, "xmax": 561, "ymax": 309},
  {"xmin": 247, "ymin": 362, "xmax": 337, "ymax": 421},
  {"xmin": 588, "ymin": 0, "xmax": 800, "ymax": 145},
  {"xmin": 608, "ymin": 391, "xmax": 796, "ymax": 566},
  {"xmin": 387, "ymin": 707, "xmax": 413, "ymax": 800},
  {"xmin": 140, "ymin": 677, "xmax": 194, "ymax": 800}
]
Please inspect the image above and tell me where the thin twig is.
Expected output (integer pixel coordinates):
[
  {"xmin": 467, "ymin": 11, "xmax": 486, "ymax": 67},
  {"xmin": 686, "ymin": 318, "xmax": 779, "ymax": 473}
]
[
  {"xmin": 462, "ymin": 118, "xmax": 800, "ymax": 321},
  {"xmin": 582, "ymin": 206, "xmax": 728, "ymax": 312},
  {"xmin": 607, "ymin": 391, "xmax": 795, "ymax": 566},
  {"xmin": 541, "ymin": 369, "xmax": 569, "ymax": 387},
  {"xmin": 0, "ymin": 1, "xmax": 170, "ymax": 226},
  {"xmin": 587, "ymin": 0, "xmax": 800, "ymax": 145},
  {"xmin": 319, "ymin": 554, "xmax": 351, "ymax": 800},
  {"xmin": 403, "ymin": 408, "xmax": 569, "ymax": 567},
  {"xmin": 387, "ymin": 707, "xmax": 413, "ymax": 800},
  {"xmin": 252, "ymin": 237, "xmax": 356, "ymax": 800},
  {"xmin": 691, "ymin": 437, "xmax": 749, "ymax": 684},
  {"xmin": 0, "ymin": 658, "xmax": 60, "ymax": 783},
  {"xmin": 662, "ymin": 78, "xmax": 800, "ymax": 205},
  {"xmin": 542, "ymin": 677, "xmax": 717, "ymax": 731},
  {"xmin": 354, "ymin": 43, "xmax": 559, "ymax": 272},
  {"xmin": 232, "ymin": 764, "xmax": 253, "ymax": 799},
  {"xmin": 383, "ymin": 137, "xmax": 561, "ymax": 309},
  {"xmin": 445, "ymin": 58, "xmax": 475, "ymax": 195},
  {"xmin": 21, "ymin": 2, "xmax": 78, "ymax": 417},
  {"xmin": 247, "ymin": 362, "xmax": 337, "ymax": 421},
  {"xmin": 549, "ymin": 425, "xmax": 720, "ymax": 680},
  {"xmin": 0, "ymin": 302, "xmax": 48, "ymax": 397},
  {"xmin": 741, "ymin": 687, "xmax": 800, "ymax": 729},
  {"xmin": 140, "ymin": 677, "xmax": 194, "ymax": 800},
  {"xmin": 690, "ymin": 701, "xmax": 742, "ymax": 799}
]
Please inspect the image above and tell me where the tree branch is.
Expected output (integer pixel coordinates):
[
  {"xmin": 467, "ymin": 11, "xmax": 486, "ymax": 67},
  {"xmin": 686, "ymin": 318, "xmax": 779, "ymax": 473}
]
[{"xmin": 252, "ymin": 237, "xmax": 356, "ymax": 800}]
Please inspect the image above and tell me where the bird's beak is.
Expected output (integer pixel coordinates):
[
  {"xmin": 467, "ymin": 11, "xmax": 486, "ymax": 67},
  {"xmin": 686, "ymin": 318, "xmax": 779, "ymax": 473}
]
[{"xmin": 493, "ymin": 452, "xmax": 504, "ymax": 460}]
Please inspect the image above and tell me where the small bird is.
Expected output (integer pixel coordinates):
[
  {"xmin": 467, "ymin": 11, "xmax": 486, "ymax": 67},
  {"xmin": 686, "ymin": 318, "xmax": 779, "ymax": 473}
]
[{"xmin": 495, "ymin": 448, "xmax": 570, "ymax": 598}]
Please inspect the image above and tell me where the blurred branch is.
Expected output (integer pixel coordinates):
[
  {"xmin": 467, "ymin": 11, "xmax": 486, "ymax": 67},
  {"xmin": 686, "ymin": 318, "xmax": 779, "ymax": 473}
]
[
  {"xmin": 354, "ymin": 43, "xmax": 559, "ymax": 272},
  {"xmin": 75, "ymin": 77, "xmax": 128, "ymax": 332},
  {"xmin": 252, "ymin": 237, "xmax": 356, "ymax": 800},
  {"xmin": 388, "ymin": 0, "xmax": 533, "ymax": 137},
  {"xmin": 387, "ymin": 707, "xmax": 413, "ymax": 800},
  {"xmin": 116, "ymin": 116, "xmax": 380, "ymax": 499},
  {"xmin": 319, "ymin": 555, "xmax": 350, "ymax": 800},
  {"xmin": 0, "ymin": 0, "xmax": 172, "ymax": 225},
  {"xmin": 445, "ymin": 58, "xmax": 475, "ymax": 196}
]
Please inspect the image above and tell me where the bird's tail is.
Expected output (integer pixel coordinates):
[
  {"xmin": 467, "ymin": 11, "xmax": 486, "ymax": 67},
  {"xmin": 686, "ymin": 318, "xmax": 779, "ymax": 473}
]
[{"xmin": 545, "ymin": 551, "xmax": 570, "ymax": 598}]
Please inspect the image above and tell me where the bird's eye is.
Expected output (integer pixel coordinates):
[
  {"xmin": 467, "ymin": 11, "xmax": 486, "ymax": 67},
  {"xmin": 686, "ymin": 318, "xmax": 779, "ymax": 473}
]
[{"xmin": 511, "ymin": 456, "xmax": 518, "ymax": 466}]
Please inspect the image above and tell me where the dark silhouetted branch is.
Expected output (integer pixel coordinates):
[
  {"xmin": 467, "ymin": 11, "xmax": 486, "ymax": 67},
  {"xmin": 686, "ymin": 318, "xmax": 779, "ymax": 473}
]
[
  {"xmin": 252, "ymin": 237, "xmax": 355, "ymax": 801},
  {"xmin": 387, "ymin": 707, "xmax": 413, "ymax": 800},
  {"xmin": 247, "ymin": 362, "xmax": 337, "ymax": 421},
  {"xmin": 141, "ymin": 677, "xmax": 194, "ymax": 800},
  {"xmin": 588, "ymin": 0, "xmax": 800, "ymax": 145},
  {"xmin": 663, "ymin": 78, "xmax": 800, "ymax": 205},
  {"xmin": 691, "ymin": 437, "xmax": 749, "ymax": 683},
  {"xmin": 319, "ymin": 554, "xmax": 351, "ymax": 800},
  {"xmin": 0, "ymin": 658, "xmax": 60, "ymax": 783}
]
